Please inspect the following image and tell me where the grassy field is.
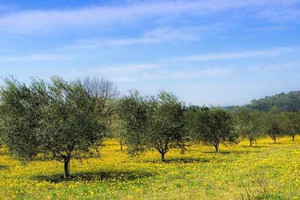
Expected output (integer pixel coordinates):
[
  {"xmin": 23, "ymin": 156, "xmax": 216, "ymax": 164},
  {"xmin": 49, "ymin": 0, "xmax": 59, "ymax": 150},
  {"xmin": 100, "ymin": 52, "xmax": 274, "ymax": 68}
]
[{"xmin": 0, "ymin": 137, "xmax": 299, "ymax": 200}]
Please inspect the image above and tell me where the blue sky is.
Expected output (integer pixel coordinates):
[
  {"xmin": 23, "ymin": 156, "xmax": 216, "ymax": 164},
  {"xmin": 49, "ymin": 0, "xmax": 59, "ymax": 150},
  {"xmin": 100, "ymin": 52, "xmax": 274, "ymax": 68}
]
[{"xmin": 0, "ymin": 0, "xmax": 300, "ymax": 106}]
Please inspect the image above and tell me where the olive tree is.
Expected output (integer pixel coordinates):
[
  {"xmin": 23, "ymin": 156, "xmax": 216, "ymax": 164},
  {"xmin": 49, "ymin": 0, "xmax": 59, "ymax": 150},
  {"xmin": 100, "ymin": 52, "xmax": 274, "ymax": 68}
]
[
  {"xmin": 43, "ymin": 77, "xmax": 105, "ymax": 178},
  {"xmin": 191, "ymin": 108, "xmax": 238, "ymax": 152},
  {"xmin": 80, "ymin": 77, "xmax": 119, "ymax": 153},
  {"xmin": 0, "ymin": 77, "xmax": 105, "ymax": 178},
  {"xmin": 117, "ymin": 90, "xmax": 149, "ymax": 154},
  {"xmin": 0, "ymin": 78, "xmax": 48, "ymax": 159},
  {"xmin": 146, "ymin": 91, "xmax": 186, "ymax": 162},
  {"xmin": 236, "ymin": 109, "xmax": 264, "ymax": 146},
  {"xmin": 263, "ymin": 111, "xmax": 284, "ymax": 144},
  {"xmin": 184, "ymin": 105, "xmax": 208, "ymax": 143},
  {"xmin": 118, "ymin": 91, "xmax": 186, "ymax": 162},
  {"xmin": 109, "ymin": 114, "xmax": 127, "ymax": 151},
  {"xmin": 280, "ymin": 112, "xmax": 300, "ymax": 141}
]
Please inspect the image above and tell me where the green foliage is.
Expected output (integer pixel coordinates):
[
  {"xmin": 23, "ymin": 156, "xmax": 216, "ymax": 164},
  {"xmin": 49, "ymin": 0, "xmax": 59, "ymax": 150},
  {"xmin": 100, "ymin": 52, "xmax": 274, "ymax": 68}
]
[
  {"xmin": 184, "ymin": 105, "xmax": 208, "ymax": 142},
  {"xmin": 0, "ymin": 77, "xmax": 105, "ymax": 178},
  {"xmin": 279, "ymin": 112, "xmax": 300, "ymax": 141},
  {"xmin": 235, "ymin": 108, "xmax": 265, "ymax": 146},
  {"xmin": 118, "ymin": 91, "xmax": 186, "ymax": 161},
  {"xmin": 146, "ymin": 91, "xmax": 186, "ymax": 161},
  {"xmin": 0, "ymin": 104, "xmax": 3, "ymax": 139},
  {"xmin": 249, "ymin": 91, "xmax": 300, "ymax": 112},
  {"xmin": 108, "ymin": 114, "xmax": 127, "ymax": 151},
  {"xmin": 81, "ymin": 77, "xmax": 119, "ymax": 137},
  {"xmin": 227, "ymin": 91, "xmax": 300, "ymax": 112},
  {"xmin": 117, "ymin": 90, "xmax": 149, "ymax": 154},
  {"xmin": 0, "ymin": 108, "xmax": 5, "ymax": 147},
  {"xmin": 46, "ymin": 78, "xmax": 104, "ymax": 149},
  {"xmin": 262, "ymin": 111, "xmax": 285, "ymax": 144},
  {"xmin": 189, "ymin": 107, "xmax": 238, "ymax": 152},
  {"xmin": 0, "ymin": 75, "xmax": 299, "ymax": 179},
  {"xmin": 0, "ymin": 78, "xmax": 48, "ymax": 159}
]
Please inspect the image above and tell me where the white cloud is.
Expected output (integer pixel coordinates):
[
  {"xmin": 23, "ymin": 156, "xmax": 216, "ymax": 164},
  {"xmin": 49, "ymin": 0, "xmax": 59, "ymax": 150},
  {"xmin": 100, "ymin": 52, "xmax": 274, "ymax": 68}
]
[
  {"xmin": 143, "ymin": 67, "xmax": 230, "ymax": 80},
  {"xmin": 89, "ymin": 64, "xmax": 156, "ymax": 74},
  {"xmin": 257, "ymin": 7, "xmax": 300, "ymax": 22},
  {"xmin": 67, "ymin": 64, "xmax": 157, "ymax": 82},
  {"xmin": 247, "ymin": 61, "xmax": 300, "ymax": 72},
  {"xmin": 0, "ymin": 0, "xmax": 297, "ymax": 35},
  {"xmin": 0, "ymin": 53, "xmax": 70, "ymax": 62},
  {"xmin": 172, "ymin": 47, "xmax": 294, "ymax": 61},
  {"xmin": 64, "ymin": 27, "xmax": 204, "ymax": 50},
  {"xmin": 66, "ymin": 64, "xmax": 231, "ymax": 83}
]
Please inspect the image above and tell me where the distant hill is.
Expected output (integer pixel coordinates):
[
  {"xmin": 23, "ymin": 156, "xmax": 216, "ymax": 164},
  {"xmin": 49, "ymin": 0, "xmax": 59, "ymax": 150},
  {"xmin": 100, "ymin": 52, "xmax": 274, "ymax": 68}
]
[{"xmin": 227, "ymin": 91, "xmax": 300, "ymax": 112}]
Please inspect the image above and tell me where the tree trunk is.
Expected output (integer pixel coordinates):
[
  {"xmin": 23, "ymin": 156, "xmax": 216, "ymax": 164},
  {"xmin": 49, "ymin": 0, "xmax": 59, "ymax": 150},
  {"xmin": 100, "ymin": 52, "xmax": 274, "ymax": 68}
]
[
  {"xmin": 161, "ymin": 152, "xmax": 166, "ymax": 162},
  {"xmin": 273, "ymin": 136, "xmax": 277, "ymax": 144},
  {"xmin": 64, "ymin": 158, "xmax": 71, "ymax": 178},
  {"xmin": 120, "ymin": 139, "xmax": 123, "ymax": 151},
  {"xmin": 249, "ymin": 139, "xmax": 253, "ymax": 147},
  {"xmin": 292, "ymin": 135, "xmax": 295, "ymax": 141},
  {"xmin": 214, "ymin": 144, "xmax": 219, "ymax": 153}
]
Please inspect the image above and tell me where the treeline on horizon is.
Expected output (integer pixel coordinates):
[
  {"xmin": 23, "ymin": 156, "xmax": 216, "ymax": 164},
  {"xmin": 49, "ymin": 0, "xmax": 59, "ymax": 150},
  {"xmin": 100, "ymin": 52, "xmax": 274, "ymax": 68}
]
[
  {"xmin": 227, "ymin": 91, "xmax": 300, "ymax": 112},
  {"xmin": 0, "ymin": 77, "xmax": 299, "ymax": 178}
]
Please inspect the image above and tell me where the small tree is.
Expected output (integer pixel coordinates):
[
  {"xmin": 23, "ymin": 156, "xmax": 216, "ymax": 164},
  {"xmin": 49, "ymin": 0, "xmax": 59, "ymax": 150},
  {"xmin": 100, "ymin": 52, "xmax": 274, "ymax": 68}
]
[
  {"xmin": 280, "ymin": 112, "xmax": 300, "ymax": 141},
  {"xmin": 117, "ymin": 90, "xmax": 149, "ymax": 154},
  {"xmin": 109, "ymin": 114, "xmax": 127, "ymax": 151},
  {"xmin": 0, "ymin": 77, "xmax": 105, "ymax": 178},
  {"xmin": 42, "ymin": 77, "xmax": 105, "ymax": 178},
  {"xmin": 184, "ymin": 105, "xmax": 208, "ymax": 144},
  {"xmin": 192, "ymin": 108, "xmax": 238, "ymax": 152},
  {"xmin": 146, "ymin": 91, "xmax": 186, "ymax": 162},
  {"xmin": 263, "ymin": 111, "xmax": 284, "ymax": 144},
  {"xmin": 118, "ymin": 91, "xmax": 186, "ymax": 162},
  {"xmin": 81, "ymin": 77, "xmax": 119, "ymax": 154},
  {"xmin": 236, "ymin": 109, "xmax": 264, "ymax": 146}
]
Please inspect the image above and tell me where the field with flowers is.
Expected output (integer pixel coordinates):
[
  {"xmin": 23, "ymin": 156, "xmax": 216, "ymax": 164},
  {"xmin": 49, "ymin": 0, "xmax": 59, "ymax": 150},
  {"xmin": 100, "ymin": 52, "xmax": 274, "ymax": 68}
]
[{"xmin": 0, "ymin": 137, "xmax": 299, "ymax": 200}]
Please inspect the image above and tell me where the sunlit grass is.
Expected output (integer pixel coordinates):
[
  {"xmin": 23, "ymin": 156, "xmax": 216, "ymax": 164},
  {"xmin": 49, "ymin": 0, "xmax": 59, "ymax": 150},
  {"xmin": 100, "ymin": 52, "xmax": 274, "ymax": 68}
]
[{"xmin": 0, "ymin": 137, "xmax": 299, "ymax": 199}]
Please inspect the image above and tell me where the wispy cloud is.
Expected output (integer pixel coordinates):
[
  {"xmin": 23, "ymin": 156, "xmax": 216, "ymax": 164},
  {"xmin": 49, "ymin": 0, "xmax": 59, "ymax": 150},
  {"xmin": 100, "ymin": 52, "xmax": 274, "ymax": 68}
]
[
  {"xmin": 247, "ymin": 61, "xmax": 300, "ymax": 72},
  {"xmin": 64, "ymin": 27, "xmax": 204, "ymax": 50},
  {"xmin": 144, "ymin": 67, "xmax": 231, "ymax": 80},
  {"xmin": 68, "ymin": 65, "xmax": 157, "ymax": 82},
  {"xmin": 172, "ymin": 47, "xmax": 295, "ymax": 62},
  {"xmin": 257, "ymin": 7, "xmax": 300, "ymax": 22},
  {"xmin": 67, "ymin": 64, "xmax": 231, "ymax": 83},
  {"xmin": 0, "ymin": 0, "xmax": 297, "ymax": 35},
  {"xmin": 0, "ymin": 4, "xmax": 18, "ymax": 12},
  {"xmin": 90, "ymin": 64, "xmax": 156, "ymax": 74},
  {"xmin": 0, "ymin": 53, "xmax": 70, "ymax": 62}
]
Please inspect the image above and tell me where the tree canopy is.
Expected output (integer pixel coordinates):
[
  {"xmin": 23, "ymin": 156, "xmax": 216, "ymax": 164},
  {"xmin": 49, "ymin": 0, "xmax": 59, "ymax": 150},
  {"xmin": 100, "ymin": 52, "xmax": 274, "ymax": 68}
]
[
  {"xmin": 118, "ymin": 91, "xmax": 186, "ymax": 162},
  {"xmin": 188, "ymin": 107, "xmax": 238, "ymax": 152},
  {"xmin": 235, "ymin": 109, "xmax": 264, "ymax": 146},
  {"xmin": 227, "ymin": 91, "xmax": 300, "ymax": 112},
  {"xmin": 0, "ymin": 76, "xmax": 299, "ymax": 169},
  {"xmin": 0, "ymin": 77, "xmax": 105, "ymax": 178}
]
